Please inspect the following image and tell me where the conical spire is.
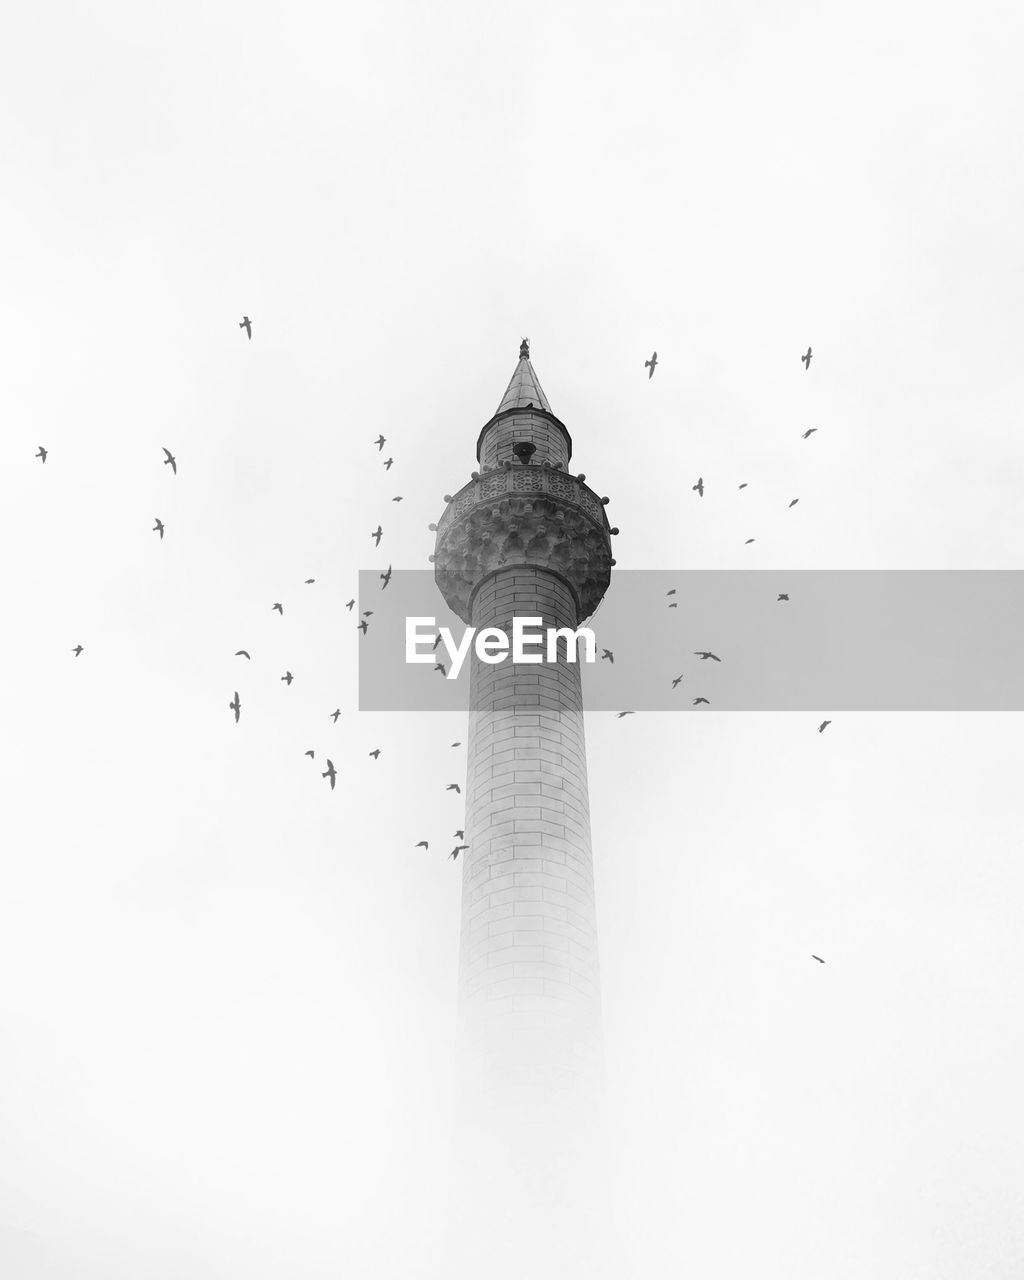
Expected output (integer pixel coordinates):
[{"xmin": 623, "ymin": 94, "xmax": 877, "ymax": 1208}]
[{"xmin": 495, "ymin": 338, "xmax": 551, "ymax": 415}]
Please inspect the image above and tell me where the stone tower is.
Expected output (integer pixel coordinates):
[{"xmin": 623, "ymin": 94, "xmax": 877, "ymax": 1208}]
[{"xmin": 432, "ymin": 342, "xmax": 618, "ymax": 1278}]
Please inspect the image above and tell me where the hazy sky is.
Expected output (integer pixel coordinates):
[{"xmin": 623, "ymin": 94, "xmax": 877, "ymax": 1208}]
[{"xmin": 2, "ymin": 2, "xmax": 1023, "ymax": 1277}]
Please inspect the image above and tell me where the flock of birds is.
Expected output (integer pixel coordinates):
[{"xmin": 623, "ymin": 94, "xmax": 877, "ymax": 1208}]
[
  {"xmin": 39, "ymin": 328, "xmax": 835, "ymax": 896},
  {"xmin": 620, "ymin": 346, "xmax": 832, "ymax": 742}
]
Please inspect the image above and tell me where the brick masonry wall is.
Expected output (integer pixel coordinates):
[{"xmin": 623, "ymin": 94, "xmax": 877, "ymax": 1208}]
[
  {"xmin": 455, "ymin": 566, "xmax": 604, "ymax": 1104},
  {"xmin": 478, "ymin": 410, "xmax": 572, "ymax": 470}
]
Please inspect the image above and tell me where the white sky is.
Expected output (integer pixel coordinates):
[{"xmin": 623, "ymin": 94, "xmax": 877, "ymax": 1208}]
[{"xmin": 2, "ymin": 2, "xmax": 1023, "ymax": 1277}]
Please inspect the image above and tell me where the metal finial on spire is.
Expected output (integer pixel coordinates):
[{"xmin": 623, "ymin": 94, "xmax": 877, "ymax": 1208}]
[{"xmin": 520, "ymin": 337, "xmax": 530, "ymax": 359}]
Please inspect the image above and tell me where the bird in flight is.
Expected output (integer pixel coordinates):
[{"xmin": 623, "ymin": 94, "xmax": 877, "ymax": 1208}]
[
  {"xmin": 692, "ymin": 477, "xmax": 704, "ymax": 497},
  {"xmin": 434, "ymin": 662, "xmax": 447, "ymax": 676},
  {"xmin": 745, "ymin": 538, "xmax": 755, "ymax": 545},
  {"xmin": 802, "ymin": 428, "xmax": 817, "ymax": 439},
  {"xmin": 369, "ymin": 748, "xmax": 380, "ymax": 760},
  {"xmin": 801, "ymin": 346, "xmax": 812, "ymax": 370},
  {"xmin": 330, "ymin": 708, "xmax": 341, "ymax": 722},
  {"xmin": 152, "ymin": 518, "xmax": 164, "ymax": 539},
  {"xmin": 235, "ymin": 650, "xmax": 251, "ymax": 659},
  {"xmin": 392, "ymin": 495, "xmax": 403, "ymax": 503},
  {"xmin": 229, "ymin": 691, "xmax": 241, "ymax": 722},
  {"xmin": 358, "ymin": 619, "xmax": 369, "ymax": 635},
  {"xmin": 694, "ymin": 651, "xmax": 721, "ymax": 662},
  {"xmin": 668, "ymin": 602, "xmax": 678, "ymax": 609},
  {"xmin": 415, "ymin": 841, "xmax": 429, "ymax": 850},
  {"xmin": 281, "ymin": 671, "xmax": 293, "ymax": 685},
  {"xmin": 667, "ymin": 589, "xmax": 676, "ymax": 596},
  {"xmin": 788, "ymin": 498, "xmax": 799, "ymax": 508},
  {"xmin": 72, "ymin": 645, "xmax": 84, "ymax": 657},
  {"xmin": 383, "ymin": 457, "xmax": 393, "ymax": 471},
  {"xmin": 451, "ymin": 743, "xmax": 461, "ymax": 748},
  {"xmin": 380, "ymin": 565, "xmax": 392, "ymax": 589},
  {"xmin": 446, "ymin": 783, "xmax": 461, "ymax": 794},
  {"xmin": 616, "ymin": 711, "xmax": 634, "ymax": 718},
  {"xmin": 272, "ymin": 602, "xmax": 283, "ymax": 615},
  {"xmin": 811, "ymin": 955, "xmax": 825, "ymax": 964},
  {"xmin": 371, "ymin": 526, "xmax": 383, "ymax": 547},
  {"xmin": 693, "ymin": 696, "xmax": 710, "ymax": 706},
  {"xmin": 672, "ymin": 675, "xmax": 684, "ymax": 688},
  {"xmin": 453, "ymin": 829, "xmax": 465, "ymax": 840},
  {"xmin": 738, "ymin": 482, "xmax": 748, "ymax": 489},
  {"xmin": 432, "ymin": 635, "xmax": 443, "ymax": 652},
  {"xmin": 818, "ymin": 720, "xmax": 831, "ymax": 733},
  {"xmin": 36, "ymin": 445, "xmax": 47, "ymax": 463},
  {"xmin": 374, "ymin": 435, "xmax": 386, "ymax": 451},
  {"xmin": 162, "ymin": 447, "xmax": 177, "ymax": 474},
  {"xmin": 322, "ymin": 759, "xmax": 337, "ymax": 790},
  {"xmin": 305, "ymin": 578, "xmax": 315, "ymax": 585},
  {"xmin": 304, "ymin": 750, "xmax": 315, "ymax": 758},
  {"xmin": 601, "ymin": 649, "xmax": 614, "ymax": 663},
  {"xmin": 777, "ymin": 593, "xmax": 789, "ymax": 602},
  {"xmin": 644, "ymin": 351, "xmax": 658, "ymax": 378},
  {"xmin": 345, "ymin": 599, "xmax": 355, "ymax": 611},
  {"xmin": 363, "ymin": 610, "xmax": 373, "ymax": 618},
  {"xmin": 240, "ymin": 316, "xmax": 252, "ymax": 339},
  {"xmin": 450, "ymin": 845, "xmax": 469, "ymax": 861}
]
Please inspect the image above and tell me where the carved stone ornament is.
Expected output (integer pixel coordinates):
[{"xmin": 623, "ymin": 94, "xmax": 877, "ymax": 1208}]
[{"xmin": 433, "ymin": 466, "xmax": 613, "ymax": 623}]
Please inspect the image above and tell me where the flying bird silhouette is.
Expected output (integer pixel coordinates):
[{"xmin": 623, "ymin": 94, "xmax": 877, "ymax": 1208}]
[
  {"xmin": 229, "ymin": 692, "xmax": 241, "ymax": 722},
  {"xmin": 415, "ymin": 841, "xmax": 429, "ymax": 850},
  {"xmin": 435, "ymin": 662, "xmax": 447, "ymax": 676},
  {"xmin": 36, "ymin": 445, "xmax": 47, "ymax": 463},
  {"xmin": 667, "ymin": 589, "xmax": 676, "ymax": 596},
  {"xmin": 162, "ymin": 447, "xmax": 177, "ymax": 474},
  {"xmin": 281, "ymin": 671, "xmax": 293, "ymax": 685},
  {"xmin": 644, "ymin": 351, "xmax": 658, "ymax": 378},
  {"xmin": 453, "ymin": 829, "xmax": 464, "ymax": 839},
  {"xmin": 369, "ymin": 748, "xmax": 380, "ymax": 760},
  {"xmin": 601, "ymin": 649, "xmax": 614, "ymax": 663},
  {"xmin": 616, "ymin": 711, "xmax": 634, "ymax": 718},
  {"xmin": 802, "ymin": 428, "xmax": 817, "ymax": 439},
  {"xmin": 694, "ymin": 651, "xmax": 721, "ymax": 662},
  {"xmin": 788, "ymin": 499, "xmax": 799, "ymax": 508},
  {"xmin": 432, "ymin": 635, "xmax": 443, "ymax": 652},
  {"xmin": 374, "ymin": 435, "xmax": 386, "ymax": 451},
  {"xmin": 818, "ymin": 720, "xmax": 832, "ymax": 733},
  {"xmin": 450, "ymin": 845, "xmax": 469, "ymax": 861},
  {"xmin": 446, "ymin": 783, "xmax": 461, "ymax": 794},
  {"xmin": 72, "ymin": 645, "xmax": 83, "ymax": 657},
  {"xmin": 383, "ymin": 457, "xmax": 393, "ymax": 470},
  {"xmin": 392, "ymin": 495, "xmax": 403, "ymax": 502},
  {"xmin": 235, "ymin": 650, "xmax": 251, "ymax": 659},
  {"xmin": 745, "ymin": 538, "xmax": 755, "ymax": 544},
  {"xmin": 668, "ymin": 602, "xmax": 678, "ymax": 608},
  {"xmin": 692, "ymin": 477, "xmax": 704, "ymax": 497},
  {"xmin": 304, "ymin": 750, "xmax": 315, "ymax": 758},
  {"xmin": 672, "ymin": 675, "xmax": 684, "ymax": 688},
  {"xmin": 738, "ymin": 482, "xmax": 748, "ymax": 489},
  {"xmin": 239, "ymin": 316, "xmax": 252, "ymax": 339},
  {"xmin": 358, "ymin": 619, "xmax": 368, "ymax": 635},
  {"xmin": 693, "ymin": 696, "xmax": 710, "ymax": 706},
  {"xmin": 777, "ymin": 593, "xmax": 789, "ymax": 602},
  {"xmin": 330, "ymin": 708, "xmax": 341, "ymax": 722},
  {"xmin": 322, "ymin": 759, "xmax": 337, "ymax": 790},
  {"xmin": 371, "ymin": 526, "xmax": 383, "ymax": 547},
  {"xmin": 345, "ymin": 599, "xmax": 355, "ymax": 611},
  {"xmin": 812, "ymin": 955, "xmax": 825, "ymax": 964},
  {"xmin": 380, "ymin": 565, "xmax": 392, "ymax": 589},
  {"xmin": 305, "ymin": 578, "xmax": 315, "ymax": 584},
  {"xmin": 451, "ymin": 743, "xmax": 461, "ymax": 748},
  {"xmin": 272, "ymin": 602, "xmax": 283, "ymax": 615},
  {"xmin": 801, "ymin": 346, "xmax": 812, "ymax": 369},
  {"xmin": 152, "ymin": 518, "xmax": 164, "ymax": 539}
]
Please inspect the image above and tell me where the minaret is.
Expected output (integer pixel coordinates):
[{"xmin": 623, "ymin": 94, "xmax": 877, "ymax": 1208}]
[{"xmin": 433, "ymin": 342, "xmax": 617, "ymax": 1278}]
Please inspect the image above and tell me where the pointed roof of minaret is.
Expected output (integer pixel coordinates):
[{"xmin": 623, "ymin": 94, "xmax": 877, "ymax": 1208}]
[{"xmin": 495, "ymin": 338, "xmax": 551, "ymax": 415}]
